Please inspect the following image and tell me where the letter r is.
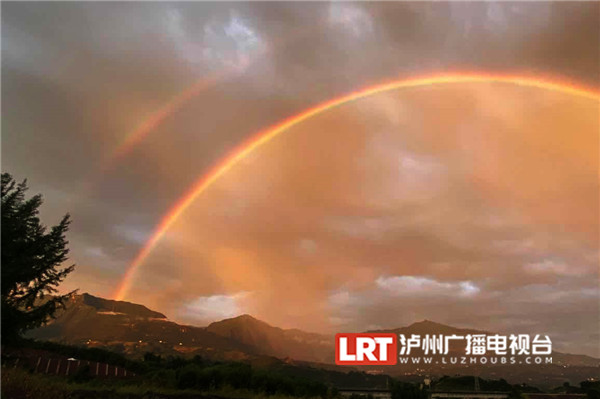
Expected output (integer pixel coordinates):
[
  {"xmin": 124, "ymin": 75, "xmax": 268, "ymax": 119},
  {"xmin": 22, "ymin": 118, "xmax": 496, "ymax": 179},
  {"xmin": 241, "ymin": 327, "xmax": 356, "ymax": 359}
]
[{"xmin": 356, "ymin": 337, "xmax": 377, "ymax": 361}]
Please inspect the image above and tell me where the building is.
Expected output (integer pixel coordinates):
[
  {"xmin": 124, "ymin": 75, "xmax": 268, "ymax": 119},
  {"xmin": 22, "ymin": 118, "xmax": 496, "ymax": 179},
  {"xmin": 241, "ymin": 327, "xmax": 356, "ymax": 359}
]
[
  {"xmin": 339, "ymin": 388, "xmax": 393, "ymax": 399},
  {"xmin": 430, "ymin": 391, "xmax": 510, "ymax": 399}
]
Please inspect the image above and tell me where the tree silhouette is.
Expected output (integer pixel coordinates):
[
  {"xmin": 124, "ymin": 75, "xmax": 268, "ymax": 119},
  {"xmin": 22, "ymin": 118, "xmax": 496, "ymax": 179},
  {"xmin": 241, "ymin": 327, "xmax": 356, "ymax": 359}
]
[{"xmin": 1, "ymin": 172, "xmax": 75, "ymax": 342}]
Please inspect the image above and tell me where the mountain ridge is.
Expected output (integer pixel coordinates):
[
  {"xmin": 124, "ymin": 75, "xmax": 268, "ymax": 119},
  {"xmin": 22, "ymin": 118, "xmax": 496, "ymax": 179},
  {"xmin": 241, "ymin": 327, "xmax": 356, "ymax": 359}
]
[
  {"xmin": 78, "ymin": 293, "xmax": 167, "ymax": 319},
  {"xmin": 28, "ymin": 293, "xmax": 599, "ymax": 386}
]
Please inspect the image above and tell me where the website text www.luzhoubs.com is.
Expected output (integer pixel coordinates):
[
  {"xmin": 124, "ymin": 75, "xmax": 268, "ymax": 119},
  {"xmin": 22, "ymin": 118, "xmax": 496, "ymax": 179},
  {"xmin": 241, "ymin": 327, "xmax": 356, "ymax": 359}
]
[{"xmin": 398, "ymin": 356, "xmax": 553, "ymax": 365}]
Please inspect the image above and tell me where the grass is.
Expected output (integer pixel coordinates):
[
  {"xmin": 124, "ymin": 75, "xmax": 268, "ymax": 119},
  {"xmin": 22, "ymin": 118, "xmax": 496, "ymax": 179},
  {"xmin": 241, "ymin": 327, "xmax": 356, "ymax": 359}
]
[
  {"xmin": 2, "ymin": 366, "xmax": 69, "ymax": 399},
  {"xmin": 1, "ymin": 366, "xmax": 329, "ymax": 399}
]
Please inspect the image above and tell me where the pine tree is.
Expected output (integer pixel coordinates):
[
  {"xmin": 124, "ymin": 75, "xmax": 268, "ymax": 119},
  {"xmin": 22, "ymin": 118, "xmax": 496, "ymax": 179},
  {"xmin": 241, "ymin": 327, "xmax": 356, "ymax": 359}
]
[{"xmin": 1, "ymin": 172, "xmax": 76, "ymax": 342}]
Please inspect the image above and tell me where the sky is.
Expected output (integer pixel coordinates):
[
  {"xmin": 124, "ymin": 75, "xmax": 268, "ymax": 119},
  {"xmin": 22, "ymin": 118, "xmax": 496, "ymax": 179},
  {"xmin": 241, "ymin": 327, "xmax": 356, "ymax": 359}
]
[{"xmin": 1, "ymin": 2, "xmax": 599, "ymax": 356}]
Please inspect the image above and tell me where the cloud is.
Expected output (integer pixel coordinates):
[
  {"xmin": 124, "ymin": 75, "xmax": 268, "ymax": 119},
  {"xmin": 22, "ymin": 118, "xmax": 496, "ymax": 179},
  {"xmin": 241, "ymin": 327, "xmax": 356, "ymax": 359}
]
[
  {"xmin": 524, "ymin": 260, "xmax": 581, "ymax": 277},
  {"xmin": 166, "ymin": 7, "xmax": 264, "ymax": 71},
  {"xmin": 181, "ymin": 292, "xmax": 250, "ymax": 322},
  {"xmin": 1, "ymin": 2, "xmax": 598, "ymax": 357},
  {"xmin": 328, "ymin": 3, "xmax": 373, "ymax": 38},
  {"xmin": 375, "ymin": 276, "xmax": 481, "ymax": 297}
]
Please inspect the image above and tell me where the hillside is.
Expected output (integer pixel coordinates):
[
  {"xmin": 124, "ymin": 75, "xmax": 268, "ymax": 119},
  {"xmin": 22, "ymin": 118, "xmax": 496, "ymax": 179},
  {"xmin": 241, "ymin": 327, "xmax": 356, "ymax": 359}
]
[
  {"xmin": 27, "ymin": 293, "xmax": 599, "ymax": 387},
  {"xmin": 367, "ymin": 320, "xmax": 598, "ymax": 387},
  {"xmin": 27, "ymin": 293, "xmax": 257, "ymax": 360},
  {"xmin": 370, "ymin": 320, "xmax": 598, "ymax": 367},
  {"xmin": 207, "ymin": 314, "xmax": 333, "ymax": 363},
  {"xmin": 77, "ymin": 293, "xmax": 167, "ymax": 319}
]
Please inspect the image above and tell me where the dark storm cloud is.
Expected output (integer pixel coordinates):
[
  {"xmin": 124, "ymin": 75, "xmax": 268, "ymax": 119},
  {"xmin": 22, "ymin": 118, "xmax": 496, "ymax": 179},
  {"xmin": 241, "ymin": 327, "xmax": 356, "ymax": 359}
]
[{"xmin": 2, "ymin": 2, "xmax": 598, "ymax": 355}]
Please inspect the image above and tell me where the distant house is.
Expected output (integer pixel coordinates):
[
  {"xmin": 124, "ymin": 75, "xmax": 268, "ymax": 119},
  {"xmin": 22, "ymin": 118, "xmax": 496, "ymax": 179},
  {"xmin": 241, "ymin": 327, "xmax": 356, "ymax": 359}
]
[
  {"xmin": 339, "ymin": 388, "xmax": 393, "ymax": 399},
  {"xmin": 526, "ymin": 395, "xmax": 587, "ymax": 399},
  {"xmin": 430, "ymin": 391, "xmax": 510, "ymax": 399}
]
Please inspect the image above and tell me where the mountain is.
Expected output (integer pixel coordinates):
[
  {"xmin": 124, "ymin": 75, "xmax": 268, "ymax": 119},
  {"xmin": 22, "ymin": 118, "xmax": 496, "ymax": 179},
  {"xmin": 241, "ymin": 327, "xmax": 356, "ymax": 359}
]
[
  {"xmin": 369, "ymin": 319, "xmax": 598, "ymax": 367},
  {"xmin": 76, "ymin": 293, "xmax": 167, "ymax": 319},
  {"xmin": 371, "ymin": 319, "xmax": 489, "ymax": 336},
  {"xmin": 367, "ymin": 320, "xmax": 599, "ymax": 387},
  {"xmin": 28, "ymin": 293, "xmax": 599, "ymax": 387},
  {"xmin": 206, "ymin": 314, "xmax": 333, "ymax": 363},
  {"xmin": 28, "ymin": 293, "xmax": 333, "ymax": 363},
  {"xmin": 28, "ymin": 293, "xmax": 257, "ymax": 360}
]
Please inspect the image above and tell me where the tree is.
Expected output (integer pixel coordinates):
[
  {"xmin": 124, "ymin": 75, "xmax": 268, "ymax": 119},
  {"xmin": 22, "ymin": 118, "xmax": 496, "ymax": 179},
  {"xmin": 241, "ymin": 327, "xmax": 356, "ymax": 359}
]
[{"xmin": 1, "ymin": 172, "xmax": 75, "ymax": 342}]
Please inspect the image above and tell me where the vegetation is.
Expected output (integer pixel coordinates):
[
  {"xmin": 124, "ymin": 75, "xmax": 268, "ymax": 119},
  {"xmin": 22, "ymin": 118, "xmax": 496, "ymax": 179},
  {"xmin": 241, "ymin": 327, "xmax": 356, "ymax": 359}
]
[
  {"xmin": 580, "ymin": 381, "xmax": 600, "ymax": 399},
  {"xmin": 12, "ymin": 339, "xmax": 144, "ymax": 373},
  {"xmin": 391, "ymin": 380, "xmax": 427, "ymax": 399},
  {"xmin": 549, "ymin": 380, "xmax": 600, "ymax": 399},
  {"xmin": 2, "ymin": 339, "xmax": 340, "ymax": 398},
  {"xmin": 2, "ymin": 340, "xmax": 385, "ymax": 397},
  {"xmin": 1, "ymin": 172, "xmax": 75, "ymax": 342},
  {"xmin": 433, "ymin": 375, "xmax": 515, "ymax": 392},
  {"xmin": 3, "ymin": 366, "xmax": 329, "ymax": 399},
  {"xmin": 1, "ymin": 355, "xmax": 336, "ymax": 399},
  {"xmin": 7, "ymin": 340, "xmax": 596, "ymax": 399},
  {"xmin": 430, "ymin": 376, "xmax": 600, "ymax": 399}
]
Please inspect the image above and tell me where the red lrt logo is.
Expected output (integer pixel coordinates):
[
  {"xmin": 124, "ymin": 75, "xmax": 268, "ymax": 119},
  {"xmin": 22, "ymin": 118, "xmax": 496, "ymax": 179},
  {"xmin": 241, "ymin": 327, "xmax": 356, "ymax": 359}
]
[{"xmin": 335, "ymin": 333, "xmax": 397, "ymax": 365}]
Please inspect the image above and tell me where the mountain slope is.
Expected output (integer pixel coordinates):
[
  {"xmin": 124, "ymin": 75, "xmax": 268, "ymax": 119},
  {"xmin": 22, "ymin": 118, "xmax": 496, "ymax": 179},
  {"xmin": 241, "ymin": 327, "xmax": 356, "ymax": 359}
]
[
  {"xmin": 27, "ymin": 293, "xmax": 598, "ymax": 387},
  {"xmin": 77, "ymin": 293, "xmax": 166, "ymax": 319},
  {"xmin": 371, "ymin": 319, "xmax": 489, "ymax": 336},
  {"xmin": 366, "ymin": 319, "xmax": 598, "ymax": 387},
  {"xmin": 370, "ymin": 320, "xmax": 598, "ymax": 367},
  {"xmin": 27, "ymin": 293, "xmax": 257, "ymax": 360},
  {"xmin": 206, "ymin": 314, "xmax": 333, "ymax": 363},
  {"xmin": 29, "ymin": 294, "xmax": 333, "ymax": 363}
]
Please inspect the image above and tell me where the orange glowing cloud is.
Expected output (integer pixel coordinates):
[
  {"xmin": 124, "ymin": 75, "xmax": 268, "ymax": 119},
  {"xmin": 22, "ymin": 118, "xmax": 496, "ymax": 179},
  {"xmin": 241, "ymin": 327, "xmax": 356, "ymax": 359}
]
[{"xmin": 112, "ymin": 72, "xmax": 599, "ymax": 301}]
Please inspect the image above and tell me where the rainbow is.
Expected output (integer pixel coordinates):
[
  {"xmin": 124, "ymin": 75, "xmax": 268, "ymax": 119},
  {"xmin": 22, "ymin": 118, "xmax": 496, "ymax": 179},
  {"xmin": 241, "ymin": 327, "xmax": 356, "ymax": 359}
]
[
  {"xmin": 113, "ymin": 72, "xmax": 599, "ymax": 300},
  {"xmin": 107, "ymin": 72, "xmax": 226, "ymax": 165},
  {"xmin": 104, "ymin": 24, "xmax": 315, "ymax": 167}
]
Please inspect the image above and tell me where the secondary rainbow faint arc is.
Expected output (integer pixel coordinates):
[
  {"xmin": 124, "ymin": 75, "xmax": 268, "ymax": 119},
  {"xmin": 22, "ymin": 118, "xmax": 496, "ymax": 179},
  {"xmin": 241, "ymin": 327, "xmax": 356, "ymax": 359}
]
[
  {"xmin": 112, "ymin": 73, "xmax": 599, "ymax": 301},
  {"xmin": 107, "ymin": 73, "xmax": 225, "ymax": 164}
]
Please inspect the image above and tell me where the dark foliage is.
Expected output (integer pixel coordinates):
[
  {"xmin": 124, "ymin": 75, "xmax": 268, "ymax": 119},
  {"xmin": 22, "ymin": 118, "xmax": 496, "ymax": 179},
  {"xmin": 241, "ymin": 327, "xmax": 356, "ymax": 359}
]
[
  {"xmin": 70, "ymin": 364, "xmax": 93, "ymax": 383},
  {"xmin": 1, "ymin": 173, "xmax": 75, "ymax": 342},
  {"xmin": 172, "ymin": 362, "xmax": 330, "ymax": 397},
  {"xmin": 27, "ymin": 339, "xmax": 144, "ymax": 371},
  {"xmin": 391, "ymin": 380, "xmax": 426, "ymax": 399},
  {"xmin": 551, "ymin": 380, "xmax": 600, "ymax": 399}
]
